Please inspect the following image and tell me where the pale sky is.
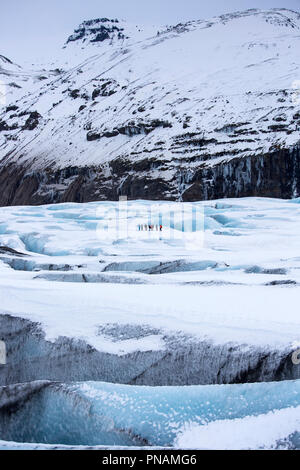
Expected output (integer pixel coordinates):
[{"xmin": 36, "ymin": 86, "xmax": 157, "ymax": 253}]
[{"xmin": 1, "ymin": 0, "xmax": 300, "ymax": 63}]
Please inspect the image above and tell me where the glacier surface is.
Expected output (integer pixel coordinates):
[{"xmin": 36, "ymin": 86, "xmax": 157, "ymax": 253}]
[{"xmin": 0, "ymin": 197, "xmax": 300, "ymax": 448}]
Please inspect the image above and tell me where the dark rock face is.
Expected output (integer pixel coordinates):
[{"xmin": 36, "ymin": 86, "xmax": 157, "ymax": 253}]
[
  {"xmin": 181, "ymin": 145, "xmax": 300, "ymax": 201},
  {"xmin": 69, "ymin": 89, "xmax": 80, "ymax": 99},
  {"xmin": 0, "ymin": 145, "xmax": 299, "ymax": 205},
  {"xmin": 90, "ymin": 28, "xmax": 110, "ymax": 43},
  {"xmin": 0, "ymin": 246, "xmax": 27, "ymax": 257},
  {"xmin": 0, "ymin": 55, "xmax": 13, "ymax": 65},
  {"xmin": 66, "ymin": 18, "xmax": 127, "ymax": 45},
  {"xmin": 86, "ymin": 131, "xmax": 101, "ymax": 141},
  {"xmin": 91, "ymin": 79, "xmax": 119, "ymax": 99},
  {"xmin": 5, "ymin": 105, "xmax": 18, "ymax": 113},
  {"xmin": 0, "ymin": 120, "xmax": 18, "ymax": 132},
  {"xmin": 0, "ymin": 165, "xmax": 40, "ymax": 206}
]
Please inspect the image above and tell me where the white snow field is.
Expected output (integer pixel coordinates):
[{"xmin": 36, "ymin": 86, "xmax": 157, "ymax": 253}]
[{"xmin": 0, "ymin": 196, "xmax": 300, "ymax": 449}]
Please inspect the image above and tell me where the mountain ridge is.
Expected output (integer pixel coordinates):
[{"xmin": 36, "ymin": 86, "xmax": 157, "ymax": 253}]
[{"xmin": 0, "ymin": 8, "xmax": 300, "ymax": 205}]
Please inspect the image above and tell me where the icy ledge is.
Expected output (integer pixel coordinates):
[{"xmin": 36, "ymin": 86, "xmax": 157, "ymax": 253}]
[
  {"xmin": 0, "ymin": 379, "xmax": 300, "ymax": 449},
  {"xmin": 1, "ymin": 313, "xmax": 299, "ymax": 387}
]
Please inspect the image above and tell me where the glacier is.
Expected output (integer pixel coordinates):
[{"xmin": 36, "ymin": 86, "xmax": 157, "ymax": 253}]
[
  {"xmin": 0, "ymin": 379, "xmax": 300, "ymax": 449},
  {"xmin": 0, "ymin": 197, "xmax": 300, "ymax": 449}
]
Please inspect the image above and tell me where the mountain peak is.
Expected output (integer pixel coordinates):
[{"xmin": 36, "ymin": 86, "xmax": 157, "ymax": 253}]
[{"xmin": 66, "ymin": 18, "xmax": 129, "ymax": 46}]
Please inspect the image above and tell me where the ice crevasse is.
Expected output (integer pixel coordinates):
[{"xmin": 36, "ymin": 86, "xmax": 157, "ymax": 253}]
[{"xmin": 0, "ymin": 379, "xmax": 300, "ymax": 449}]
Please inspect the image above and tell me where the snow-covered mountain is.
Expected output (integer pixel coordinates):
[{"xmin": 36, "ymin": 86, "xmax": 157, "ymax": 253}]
[
  {"xmin": 0, "ymin": 55, "xmax": 59, "ymax": 107},
  {"xmin": 0, "ymin": 8, "xmax": 300, "ymax": 205}
]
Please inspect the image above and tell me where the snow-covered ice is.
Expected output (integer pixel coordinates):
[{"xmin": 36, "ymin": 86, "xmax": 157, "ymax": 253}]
[
  {"xmin": 0, "ymin": 196, "xmax": 300, "ymax": 449},
  {"xmin": 1, "ymin": 9, "xmax": 300, "ymax": 205}
]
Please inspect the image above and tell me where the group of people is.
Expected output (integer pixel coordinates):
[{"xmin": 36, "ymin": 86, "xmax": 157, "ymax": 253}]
[{"xmin": 138, "ymin": 224, "xmax": 163, "ymax": 232}]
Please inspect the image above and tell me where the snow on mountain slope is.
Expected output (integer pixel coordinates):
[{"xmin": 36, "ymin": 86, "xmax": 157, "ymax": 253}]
[{"xmin": 0, "ymin": 9, "xmax": 300, "ymax": 205}]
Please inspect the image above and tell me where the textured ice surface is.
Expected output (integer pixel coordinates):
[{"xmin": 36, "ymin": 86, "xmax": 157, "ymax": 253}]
[
  {"xmin": 0, "ymin": 198, "xmax": 300, "ymax": 448},
  {"xmin": 2, "ymin": 9, "xmax": 300, "ymax": 194},
  {"xmin": 0, "ymin": 197, "xmax": 300, "ymax": 352},
  {"xmin": 0, "ymin": 379, "xmax": 300, "ymax": 449}
]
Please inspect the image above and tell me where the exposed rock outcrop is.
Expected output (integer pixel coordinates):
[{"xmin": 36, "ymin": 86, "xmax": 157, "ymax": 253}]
[
  {"xmin": 0, "ymin": 144, "xmax": 298, "ymax": 205},
  {"xmin": 0, "ymin": 314, "xmax": 299, "ymax": 387},
  {"xmin": 1, "ymin": 9, "xmax": 300, "ymax": 205}
]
